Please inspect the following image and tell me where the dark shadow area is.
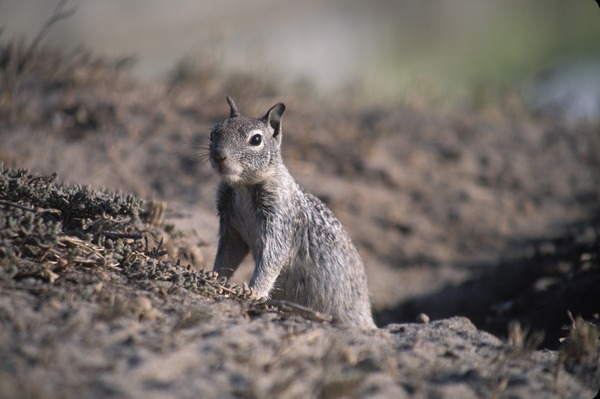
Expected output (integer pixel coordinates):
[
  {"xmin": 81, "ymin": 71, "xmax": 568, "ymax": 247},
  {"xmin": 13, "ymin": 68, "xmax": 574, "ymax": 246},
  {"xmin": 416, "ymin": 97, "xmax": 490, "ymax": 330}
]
[{"xmin": 376, "ymin": 213, "xmax": 600, "ymax": 350}]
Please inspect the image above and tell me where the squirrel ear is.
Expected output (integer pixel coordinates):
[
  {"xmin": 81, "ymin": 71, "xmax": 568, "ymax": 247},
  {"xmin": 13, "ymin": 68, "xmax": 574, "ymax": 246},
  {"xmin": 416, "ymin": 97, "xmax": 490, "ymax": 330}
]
[
  {"xmin": 261, "ymin": 103, "xmax": 286, "ymax": 138},
  {"xmin": 226, "ymin": 96, "xmax": 241, "ymax": 118}
]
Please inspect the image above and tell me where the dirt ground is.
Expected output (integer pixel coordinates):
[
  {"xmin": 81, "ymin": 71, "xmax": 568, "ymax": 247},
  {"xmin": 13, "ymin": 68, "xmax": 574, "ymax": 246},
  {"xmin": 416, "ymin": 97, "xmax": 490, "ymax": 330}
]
[{"xmin": 1, "ymin": 42, "xmax": 599, "ymax": 398}]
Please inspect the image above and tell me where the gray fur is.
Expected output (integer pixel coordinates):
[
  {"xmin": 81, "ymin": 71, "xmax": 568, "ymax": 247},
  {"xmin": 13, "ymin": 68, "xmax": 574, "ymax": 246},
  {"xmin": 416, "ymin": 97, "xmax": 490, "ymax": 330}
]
[{"xmin": 210, "ymin": 97, "xmax": 375, "ymax": 328}]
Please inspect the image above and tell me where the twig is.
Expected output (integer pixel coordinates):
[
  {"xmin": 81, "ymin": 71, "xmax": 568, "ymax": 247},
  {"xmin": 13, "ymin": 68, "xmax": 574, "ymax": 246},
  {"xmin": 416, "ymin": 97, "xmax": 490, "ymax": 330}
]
[
  {"xmin": 0, "ymin": 199, "xmax": 36, "ymax": 212},
  {"xmin": 18, "ymin": 0, "xmax": 78, "ymax": 72},
  {"xmin": 101, "ymin": 231, "xmax": 144, "ymax": 240},
  {"xmin": 0, "ymin": 199, "xmax": 61, "ymax": 214},
  {"xmin": 252, "ymin": 299, "xmax": 333, "ymax": 323}
]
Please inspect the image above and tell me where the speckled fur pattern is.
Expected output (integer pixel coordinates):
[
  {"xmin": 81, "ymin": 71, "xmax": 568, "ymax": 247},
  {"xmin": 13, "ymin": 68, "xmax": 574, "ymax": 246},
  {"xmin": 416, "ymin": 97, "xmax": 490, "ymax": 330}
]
[{"xmin": 210, "ymin": 97, "xmax": 375, "ymax": 328}]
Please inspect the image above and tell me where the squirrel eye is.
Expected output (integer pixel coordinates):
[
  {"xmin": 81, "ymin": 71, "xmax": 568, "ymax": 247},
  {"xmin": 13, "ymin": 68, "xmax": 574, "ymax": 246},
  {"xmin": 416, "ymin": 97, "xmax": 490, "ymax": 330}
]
[{"xmin": 249, "ymin": 134, "xmax": 262, "ymax": 146}]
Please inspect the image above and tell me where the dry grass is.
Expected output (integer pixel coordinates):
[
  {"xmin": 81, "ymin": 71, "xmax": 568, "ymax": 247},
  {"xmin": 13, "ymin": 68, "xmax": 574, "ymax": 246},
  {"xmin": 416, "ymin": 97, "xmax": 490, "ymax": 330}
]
[{"xmin": 559, "ymin": 312, "xmax": 599, "ymax": 367}]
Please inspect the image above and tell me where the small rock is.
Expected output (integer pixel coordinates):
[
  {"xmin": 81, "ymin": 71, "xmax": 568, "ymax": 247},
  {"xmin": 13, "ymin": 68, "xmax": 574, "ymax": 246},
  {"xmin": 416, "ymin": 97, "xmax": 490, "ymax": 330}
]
[{"xmin": 136, "ymin": 296, "xmax": 153, "ymax": 312}]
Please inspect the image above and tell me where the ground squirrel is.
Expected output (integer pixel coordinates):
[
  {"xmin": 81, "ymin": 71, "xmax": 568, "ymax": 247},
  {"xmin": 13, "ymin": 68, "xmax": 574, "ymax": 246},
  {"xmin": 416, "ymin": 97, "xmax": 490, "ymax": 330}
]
[{"xmin": 209, "ymin": 97, "xmax": 375, "ymax": 328}]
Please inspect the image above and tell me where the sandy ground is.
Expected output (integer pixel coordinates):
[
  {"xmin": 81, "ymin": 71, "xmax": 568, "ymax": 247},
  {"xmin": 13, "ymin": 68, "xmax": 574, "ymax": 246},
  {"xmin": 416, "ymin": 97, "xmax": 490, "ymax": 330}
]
[{"xmin": 1, "ymin": 42, "xmax": 599, "ymax": 397}]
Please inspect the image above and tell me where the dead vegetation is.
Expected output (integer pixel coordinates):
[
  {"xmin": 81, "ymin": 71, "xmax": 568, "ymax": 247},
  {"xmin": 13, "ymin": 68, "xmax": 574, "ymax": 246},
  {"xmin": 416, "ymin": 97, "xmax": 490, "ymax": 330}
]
[
  {"xmin": 555, "ymin": 313, "xmax": 600, "ymax": 389},
  {"xmin": 1, "ymin": 0, "xmax": 76, "ymax": 124},
  {"xmin": 0, "ymin": 165, "xmax": 254, "ymax": 304}
]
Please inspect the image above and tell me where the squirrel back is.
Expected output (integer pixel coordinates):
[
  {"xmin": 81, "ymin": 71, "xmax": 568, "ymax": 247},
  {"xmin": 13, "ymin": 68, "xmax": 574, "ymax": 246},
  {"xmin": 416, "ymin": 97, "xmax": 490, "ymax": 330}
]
[{"xmin": 210, "ymin": 97, "xmax": 375, "ymax": 328}]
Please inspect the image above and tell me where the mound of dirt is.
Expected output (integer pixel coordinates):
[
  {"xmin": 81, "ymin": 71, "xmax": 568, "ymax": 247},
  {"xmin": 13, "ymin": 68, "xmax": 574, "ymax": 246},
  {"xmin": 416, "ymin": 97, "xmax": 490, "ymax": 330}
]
[
  {"xmin": 1, "ymin": 40, "xmax": 599, "ymax": 397},
  {"xmin": 0, "ymin": 166, "xmax": 597, "ymax": 398}
]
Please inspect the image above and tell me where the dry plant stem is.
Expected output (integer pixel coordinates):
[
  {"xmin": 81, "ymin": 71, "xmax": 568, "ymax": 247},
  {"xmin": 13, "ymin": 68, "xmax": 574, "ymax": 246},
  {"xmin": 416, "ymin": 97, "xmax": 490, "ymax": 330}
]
[
  {"xmin": 17, "ymin": 0, "xmax": 77, "ymax": 73},
  {"xmin": 3, "ymin": 0, "xmax": 76, "ymax": 123},
  {"xmin": 0, "ymin": 199, "xmax": 61, "ymax": 214},
  {"xmin": 256, "ymin": 299, "xmax": 334, "ymax": 323}
]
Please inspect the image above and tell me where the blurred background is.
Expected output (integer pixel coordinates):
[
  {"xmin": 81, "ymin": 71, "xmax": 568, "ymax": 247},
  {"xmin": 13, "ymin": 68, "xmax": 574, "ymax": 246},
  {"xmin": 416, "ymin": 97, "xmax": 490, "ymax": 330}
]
[{"xmin": 1, "ymin": 0, "xmax": 599, "ymax": 121}]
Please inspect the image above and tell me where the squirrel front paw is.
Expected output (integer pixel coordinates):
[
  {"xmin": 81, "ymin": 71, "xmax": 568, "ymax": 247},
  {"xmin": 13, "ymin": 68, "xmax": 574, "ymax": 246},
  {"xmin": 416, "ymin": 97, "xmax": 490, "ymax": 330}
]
[
  {"xmin": 243, "ymin": 283, "xmax": 260, "ymax": 301},
  {"xmin": 245, "ymin": 283, "xmax": 271, "ymax": 301}
]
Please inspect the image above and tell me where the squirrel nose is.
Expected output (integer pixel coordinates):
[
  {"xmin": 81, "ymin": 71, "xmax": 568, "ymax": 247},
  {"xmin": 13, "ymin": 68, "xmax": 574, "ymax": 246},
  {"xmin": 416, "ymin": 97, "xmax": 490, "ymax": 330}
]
[{"xmin": 211, "ymin": 154, "xmax": 227, "ymax": 164}]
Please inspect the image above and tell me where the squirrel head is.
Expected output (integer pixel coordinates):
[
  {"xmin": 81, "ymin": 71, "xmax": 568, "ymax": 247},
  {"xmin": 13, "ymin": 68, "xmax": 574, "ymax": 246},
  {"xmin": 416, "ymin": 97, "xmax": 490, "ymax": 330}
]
[{"xmin": 209, "ymin": 96, "xmax": 286, "ymax": 185}]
